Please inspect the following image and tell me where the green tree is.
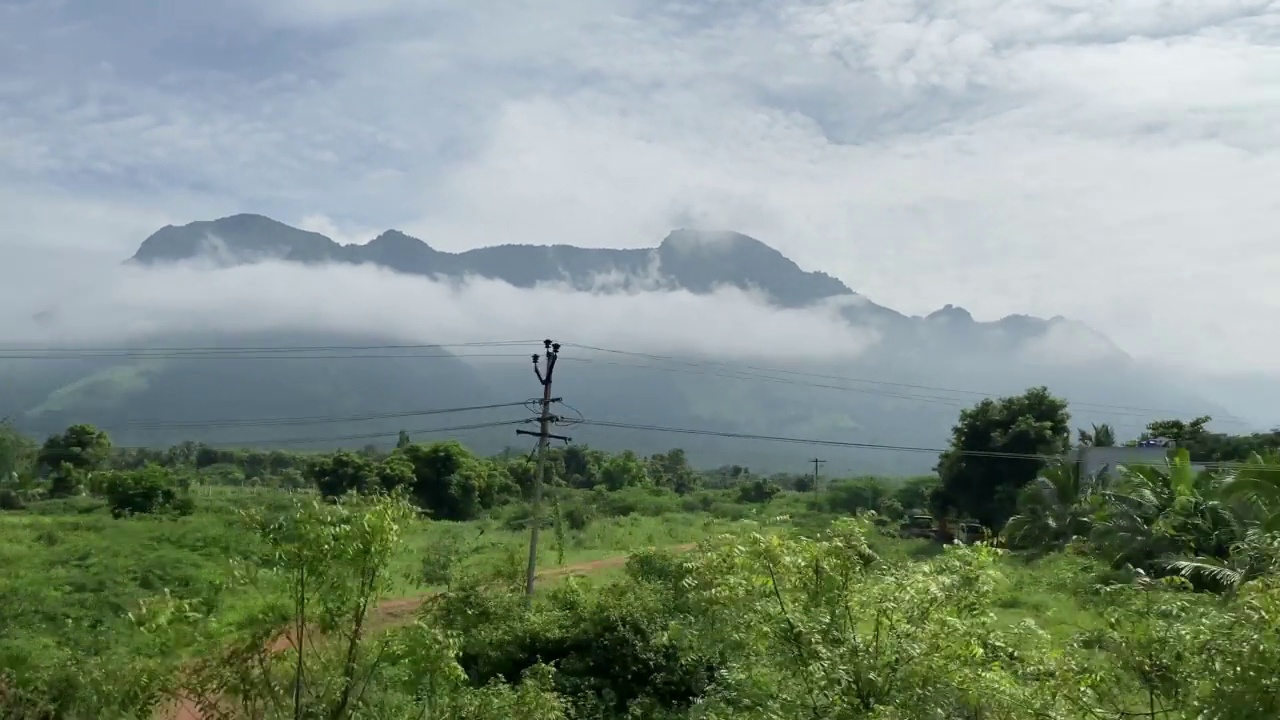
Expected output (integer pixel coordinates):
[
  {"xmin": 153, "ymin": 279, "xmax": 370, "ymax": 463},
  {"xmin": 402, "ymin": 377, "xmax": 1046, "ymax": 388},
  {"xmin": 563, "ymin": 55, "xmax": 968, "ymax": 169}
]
[
  {"xmin": 0, "ymin": 420, "xmax": 36, "ymax": 482},
  {"xmin": 48, "ymin": 462, "xmax": 88, "ymax": 498},
  {"xmin": 185, "ymin": 495, "xmax": 416, "ymax": 718},
  {"xmin": 375, "ymin": 453, "xmax": 415, "ymax": 494},
  {"xmin": 737, "ymin": 478, "xmax": 781, "ymax": 503},
  {"xmin": 892, "ymin": 475, "xmax": 939, "ymax": 512},
  {"xmin": 398, "ymin": 441, "xmax": 495, "ymax": 520},
  {"xmin": 38, "ymin": 423, "xmax": 112, "ymax": 475},
  {"xmin": 600, "ymin": 450, "xmax": 648, "ymax": 491},
  {"xmin": 308, "ymin": 450, "xmax": 380, "ymax": 499},
  {"xmin": 934, "ymin": 387, "xmax": 1071, "ymax": 529},
  {"xmin": 647, "ymin": 448, "xmax": 698, "ymax": 494},
  {"xmin": 822, "ymin": 477, "xmax": 890, "ymax": 515},
  {"xmin": 1144, "ymin": 415, "xmax": 1212, "ymax": 444},
  {"xmin": 558, "ymin": 445, "xmax": 602, "ymax": 488},
  {"xmin": 101, "ymin": 465, "xmax": 193, "ymax": 518},
  {"xmin": 503, "ymin": 455, "xmax": 539, "ymax": 497}
]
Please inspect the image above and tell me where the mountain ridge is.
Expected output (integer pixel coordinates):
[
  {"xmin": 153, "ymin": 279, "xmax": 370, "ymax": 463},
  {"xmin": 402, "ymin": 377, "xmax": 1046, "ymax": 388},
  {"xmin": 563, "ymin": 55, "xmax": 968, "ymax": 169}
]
[
  {"xmin": 131, "ymin": 213, "xmax": 1079, "ymax": 337},
  {"xmin": 132, "ymin": 214, "xmax": 858, "ymax": 310}
]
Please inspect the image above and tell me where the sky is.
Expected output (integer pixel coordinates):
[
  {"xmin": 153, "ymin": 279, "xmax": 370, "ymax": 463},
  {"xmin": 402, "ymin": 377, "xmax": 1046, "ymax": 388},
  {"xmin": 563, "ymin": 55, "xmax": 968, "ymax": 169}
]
[{"xmin": 2, "ymin": 0, "xmax": 1279, "ymax": 387}]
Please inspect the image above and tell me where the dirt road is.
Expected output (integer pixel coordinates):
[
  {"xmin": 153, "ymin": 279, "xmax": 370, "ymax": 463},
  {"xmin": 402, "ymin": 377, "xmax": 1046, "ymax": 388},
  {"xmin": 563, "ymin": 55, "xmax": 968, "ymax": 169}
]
[{"xmin": 164, "ymin": 545, "xmax": 694, "ymax": 719}]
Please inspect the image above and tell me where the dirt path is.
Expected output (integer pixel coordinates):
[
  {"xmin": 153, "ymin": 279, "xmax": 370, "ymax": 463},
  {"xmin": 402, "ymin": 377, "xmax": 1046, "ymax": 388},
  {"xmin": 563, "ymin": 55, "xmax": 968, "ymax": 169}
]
[{"xmin": 165, "ymin": 545, "xmax": 694, "ymax": 720}]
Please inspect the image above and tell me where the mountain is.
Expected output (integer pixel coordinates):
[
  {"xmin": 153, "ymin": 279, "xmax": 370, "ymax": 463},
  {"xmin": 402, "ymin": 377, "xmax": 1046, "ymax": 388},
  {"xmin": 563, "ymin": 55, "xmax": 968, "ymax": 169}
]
[
  {"xmin": 0, "ymin": 214, "xmax": 1240, "ymax": 475},
  {"xmin": 131, "ymin": 215, "xmax": 857, "ymax": 308}
]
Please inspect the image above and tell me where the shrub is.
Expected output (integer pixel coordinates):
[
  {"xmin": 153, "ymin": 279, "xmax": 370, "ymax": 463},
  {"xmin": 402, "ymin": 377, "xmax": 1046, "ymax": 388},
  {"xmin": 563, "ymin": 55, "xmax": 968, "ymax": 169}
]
[
  {"xmin": 101, "ymin": 466, "xmax": 194, "ymax": 518},
  {"xmin": 737, "ymin": 479, "xmax": 781, "ymax": 504}
]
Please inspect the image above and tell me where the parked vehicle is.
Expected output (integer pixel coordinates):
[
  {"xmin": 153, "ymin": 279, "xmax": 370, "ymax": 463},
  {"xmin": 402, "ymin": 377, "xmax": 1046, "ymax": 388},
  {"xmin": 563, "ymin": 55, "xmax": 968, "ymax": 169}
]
[
  {"xmin": 899, "ymin": 514, "xmax": 987, "ymax": 544},
  {"xmin": 898, "ymin": 514, "xmax": 936, "ymax": 540}
]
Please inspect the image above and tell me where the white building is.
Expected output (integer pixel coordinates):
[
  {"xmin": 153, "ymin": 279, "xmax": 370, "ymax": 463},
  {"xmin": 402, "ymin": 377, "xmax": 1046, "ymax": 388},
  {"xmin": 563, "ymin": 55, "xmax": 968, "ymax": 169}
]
[{"xmin": 1064, "ymin": 439, "xmax": 1207, "ymax": 480}]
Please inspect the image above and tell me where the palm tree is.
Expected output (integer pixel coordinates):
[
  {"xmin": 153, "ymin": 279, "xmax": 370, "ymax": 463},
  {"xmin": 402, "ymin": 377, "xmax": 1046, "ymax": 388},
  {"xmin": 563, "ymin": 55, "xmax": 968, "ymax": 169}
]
[
  {"xmin": 1091, "ymin": 450, "xmax": 1245, "ymax": 583},
  {"xmin": 1003, "ymin": 461, "xmax": 1101, "ymax": 550},
  {"xmin": 1077, "ymin": 422, "xmax": 1117, "ymax": 447},
  {"xmin": 1164, "ymin": 527, "xmax": 1280, "ymax": 595},
  {"xmin": 1215, "ymin": 451, "xmax": 1280, "ymax": 531},
  {"xmin": 1161, "ymin": 452, "xmax": 1280, "ymax": 593}
]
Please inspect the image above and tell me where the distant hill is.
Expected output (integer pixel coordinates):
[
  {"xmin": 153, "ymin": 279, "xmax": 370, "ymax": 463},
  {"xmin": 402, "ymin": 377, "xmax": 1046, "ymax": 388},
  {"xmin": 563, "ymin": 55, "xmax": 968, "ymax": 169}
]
[{"xmin": 0, "ymin": 214, "xmax": 1238, "ymax": 475}]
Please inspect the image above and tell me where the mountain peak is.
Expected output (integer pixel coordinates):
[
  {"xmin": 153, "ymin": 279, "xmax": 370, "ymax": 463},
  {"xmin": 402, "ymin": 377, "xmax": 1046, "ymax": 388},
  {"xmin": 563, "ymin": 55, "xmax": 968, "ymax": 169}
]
[
  {"xmin": 131, "ymin": 214, "xmax": 340, "ymax": 265},
  {"xmin": 357, "ymin": 230, "xmax": 441, "ymax": 273},
  {"xmin": 656, "ymin": 228, "xmax": 853, "ymax": 305},
  {"xmin": 926, "ymin": 304, "xmax": 974, "ymax": 322},
  {"xmin": 659, "ymin": 228, "xmax": 771, "ymax": 254},
  {"xmin": 366, "ymin": 229, "xmax": 429, "ymax": 248}
]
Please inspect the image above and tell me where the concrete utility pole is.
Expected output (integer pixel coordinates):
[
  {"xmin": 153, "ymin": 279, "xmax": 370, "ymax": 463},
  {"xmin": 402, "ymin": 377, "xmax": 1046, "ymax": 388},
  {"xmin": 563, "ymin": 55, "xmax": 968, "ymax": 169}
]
[
  {"xmin": 809, "ymin": 457, "xmax": 826, "ymax": 491},
  {"xmin": 517, "ymin": 339, "xmax": 570, "ymax": 604}
]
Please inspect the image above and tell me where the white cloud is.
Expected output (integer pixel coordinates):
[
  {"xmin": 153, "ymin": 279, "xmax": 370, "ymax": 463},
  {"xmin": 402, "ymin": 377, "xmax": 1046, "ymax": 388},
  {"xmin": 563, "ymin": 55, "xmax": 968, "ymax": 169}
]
[
  {"xmin": 0, "ymin": 260, "xmax": 880, "ymax": 364},
  {"xmin": 296, "ymin": 215, "xmax": 383, "ymax": 247},
  {"xmin": 1, "ymin": 0, "xmax": 1278, "ymax": 386},
  {"xmin": 1019, "ymin": 319, "xmax": 1127, "ymax": 366}
]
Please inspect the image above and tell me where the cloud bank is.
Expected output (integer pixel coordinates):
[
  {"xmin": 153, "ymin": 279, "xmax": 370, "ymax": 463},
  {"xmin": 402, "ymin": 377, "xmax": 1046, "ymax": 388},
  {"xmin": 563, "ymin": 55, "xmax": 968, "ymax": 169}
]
[{"xmin": 0, "ymin": 257, "xmax": 880, "ymax": 363}]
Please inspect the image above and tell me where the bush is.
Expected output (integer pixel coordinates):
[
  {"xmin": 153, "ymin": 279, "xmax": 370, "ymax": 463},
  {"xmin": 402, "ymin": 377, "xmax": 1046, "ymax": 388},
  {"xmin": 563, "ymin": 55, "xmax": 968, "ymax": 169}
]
[
  {"xmin": 0, "ymin": 487, "xmax": 25, "ymax": 510},
  {"xmin": 564, "ymin": 503, "xmax": 594, "ymax": 531},
  {"xmin": 453, "ymin": 580, "xmax": 718, "ymax": 717},
  {"xmin": 737, "ymin": 479, "xmax": 781, "ymax": 504},
  {"xmin": 101, "ymin": 466, "xmax": 194, "ymax": 518}
]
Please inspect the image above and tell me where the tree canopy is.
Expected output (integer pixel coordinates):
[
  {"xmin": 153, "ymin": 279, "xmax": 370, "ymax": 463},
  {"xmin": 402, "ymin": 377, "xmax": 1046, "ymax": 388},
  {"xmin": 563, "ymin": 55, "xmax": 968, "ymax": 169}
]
[{"xmin": 933, "ymin": 386, "xmax": 1071, "ymax": 528}]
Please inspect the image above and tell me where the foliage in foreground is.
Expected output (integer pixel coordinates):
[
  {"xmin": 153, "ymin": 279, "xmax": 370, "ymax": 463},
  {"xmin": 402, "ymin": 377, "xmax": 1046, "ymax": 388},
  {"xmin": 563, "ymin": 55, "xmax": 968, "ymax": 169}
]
[{"xmin": 9, "ymin": 495, "xmax": 1280, "ymax": 719}]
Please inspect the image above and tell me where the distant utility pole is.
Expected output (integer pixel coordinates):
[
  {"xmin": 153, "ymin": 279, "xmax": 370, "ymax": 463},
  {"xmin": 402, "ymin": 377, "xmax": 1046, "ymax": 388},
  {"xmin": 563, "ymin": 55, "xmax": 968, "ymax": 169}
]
[
  {"xmin": 809, "ymin": 458, "xmax": 826, "ymax": 491},
  {"xmin": 516, "ymin": 339, "xmax": 570, "ymax": 604}
]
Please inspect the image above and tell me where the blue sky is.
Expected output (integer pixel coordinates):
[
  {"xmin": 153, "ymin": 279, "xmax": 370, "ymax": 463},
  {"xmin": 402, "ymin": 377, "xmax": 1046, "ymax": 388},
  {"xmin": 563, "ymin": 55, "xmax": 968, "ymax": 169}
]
[{"xmin": 2, "ymin": 0, "xmax": 1279, "ymax": 381}]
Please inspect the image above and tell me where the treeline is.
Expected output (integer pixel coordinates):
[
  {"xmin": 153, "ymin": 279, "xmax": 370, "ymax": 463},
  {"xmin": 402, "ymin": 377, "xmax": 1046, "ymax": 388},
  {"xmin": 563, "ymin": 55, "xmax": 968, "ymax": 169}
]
[
  {"xmin": 5, "ymin": 421, "xmax": 915, "ymax": 521},
  {"xmin": 5, "ymin": 387, "xmax": 1278, "ymax": 526}
]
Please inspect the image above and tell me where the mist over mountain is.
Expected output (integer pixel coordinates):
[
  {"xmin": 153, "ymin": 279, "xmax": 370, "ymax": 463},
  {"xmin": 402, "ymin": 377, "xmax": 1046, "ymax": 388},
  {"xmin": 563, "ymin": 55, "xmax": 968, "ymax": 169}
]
[{"xmin": 0, "ymin": 214, "xmax": 1247, "ymax": 475}]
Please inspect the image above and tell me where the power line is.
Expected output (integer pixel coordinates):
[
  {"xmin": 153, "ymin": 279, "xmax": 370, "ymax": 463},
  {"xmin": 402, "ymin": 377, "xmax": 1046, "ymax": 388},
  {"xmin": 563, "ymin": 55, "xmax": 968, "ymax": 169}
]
[
  {"xmin": 563, "ymin": 342, "xmax": 1249, "ymax": 422},
  {"xmin": 2, "ymin": 339, "xmax": 1260, "ymax": 433},
  {"xmin": 558, "ymin": 356, "xmax": 968, "ymax": 408},
  {"xmin": 0, "ymin": 351, "xmax": 531, "ymax": 361},
  {"xmin": 106, "ymin": 400, "xmax": 538, "ymax": 430},
  {"xmin": 88, "ymin": 409, "xmax": 1275, "ymax": 473},
  {"xmin": 557, "ymin": 355, "xmax": 1232, "ymax": 428},
  {"xmin": 0, "ymin": 337, "xmax": 1249, "ymax": 424},
  {"xmin": 116, "ymin": 418, "xmax": 531, "ymax": 450},
  {"xmin": 0, "ymin": 340, "xmax": 538, "ymax": 354},
  {"xmin": 572, "ymin": 417, "xmax": 1273, "ymax": 471}
]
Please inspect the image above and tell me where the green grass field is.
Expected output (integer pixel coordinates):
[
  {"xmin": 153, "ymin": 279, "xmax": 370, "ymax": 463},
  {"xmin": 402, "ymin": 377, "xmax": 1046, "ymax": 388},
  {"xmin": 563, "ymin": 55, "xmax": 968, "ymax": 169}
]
[
  {"xmin": 1, "ymin": 485, "xmax": 1105, "ymax": 660},
  {"xmin": 8, "ymin": 483, "xmax": 1242, "ymax": 720}
]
